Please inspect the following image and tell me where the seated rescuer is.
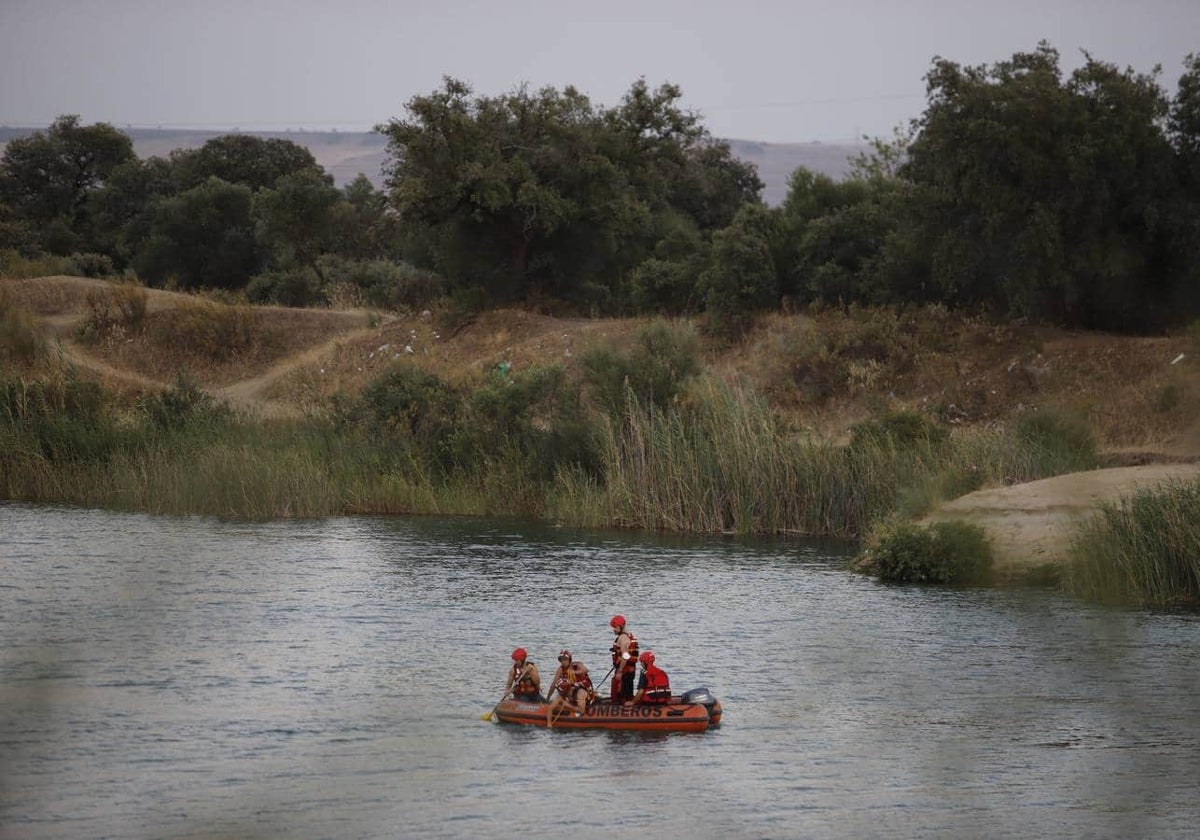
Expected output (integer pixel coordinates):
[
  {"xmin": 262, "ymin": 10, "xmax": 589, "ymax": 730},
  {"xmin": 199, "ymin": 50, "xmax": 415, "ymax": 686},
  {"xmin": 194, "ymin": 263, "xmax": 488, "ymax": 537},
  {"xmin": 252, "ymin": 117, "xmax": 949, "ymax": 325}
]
[
  {"xmin": 546, "ymin": 650, "xmax": 594, "ymax": 726},
  {"xmin": 627, "ymin": 650, "xmax": 671, "ymax": 705},
  {"xmin": 505, "ymin": 647, "xmax": 541, "ymax": 701},
  {"xmin": 609, "ymin": 614, "xmax": 638, "ymax": 701}
]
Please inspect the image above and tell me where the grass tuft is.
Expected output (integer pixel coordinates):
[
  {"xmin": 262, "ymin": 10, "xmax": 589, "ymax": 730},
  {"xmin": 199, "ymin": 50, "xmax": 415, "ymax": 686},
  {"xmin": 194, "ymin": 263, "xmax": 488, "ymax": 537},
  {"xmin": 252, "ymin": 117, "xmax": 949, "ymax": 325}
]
[
  {"xmin": 0, "ymin": 285, "xmax": 49, "ymax": 366},
  {"xmin": 1063, "ymin": 478, "xmax": 1200, "ymax": 607}
]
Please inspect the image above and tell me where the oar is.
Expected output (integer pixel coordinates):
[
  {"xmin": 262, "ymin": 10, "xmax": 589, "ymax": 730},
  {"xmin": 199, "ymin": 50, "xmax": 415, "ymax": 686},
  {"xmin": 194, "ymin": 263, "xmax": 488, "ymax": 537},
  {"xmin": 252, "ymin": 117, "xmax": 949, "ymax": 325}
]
[
  {"xmin": 596, "ymin": 663, "xmax": 615, "ymax": 699},
  {"xmin": 481, "ymin": 688, "xmax": 513, "ymax": 721}
]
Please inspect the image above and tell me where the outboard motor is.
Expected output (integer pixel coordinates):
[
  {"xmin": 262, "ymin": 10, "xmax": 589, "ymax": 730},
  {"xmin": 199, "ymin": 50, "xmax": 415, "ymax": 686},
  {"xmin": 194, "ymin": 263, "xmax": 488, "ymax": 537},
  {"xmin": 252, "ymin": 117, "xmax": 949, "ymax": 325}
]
[
  {"xmin": 679, "ymin": 686, "xmax": 721, "ymax": 725},
  {"xmin": 680, "ymin": 687, "xmax": 715, "ymax": 706}
]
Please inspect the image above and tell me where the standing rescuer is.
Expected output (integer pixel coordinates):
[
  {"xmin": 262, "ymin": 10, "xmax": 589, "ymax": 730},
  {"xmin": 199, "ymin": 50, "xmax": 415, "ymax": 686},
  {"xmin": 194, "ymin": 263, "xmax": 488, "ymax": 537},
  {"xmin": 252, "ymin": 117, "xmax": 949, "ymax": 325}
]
[
  {"xmin": 608, "ymin": 615, "xmax": 638, "ymax": 702},
  {"xmin": 505, "ymin": 648, "xmax": 541, "ymax": 701},
  {"xmin": 627, "ymin": 650, "xmax": 671, "ymax": 705}
]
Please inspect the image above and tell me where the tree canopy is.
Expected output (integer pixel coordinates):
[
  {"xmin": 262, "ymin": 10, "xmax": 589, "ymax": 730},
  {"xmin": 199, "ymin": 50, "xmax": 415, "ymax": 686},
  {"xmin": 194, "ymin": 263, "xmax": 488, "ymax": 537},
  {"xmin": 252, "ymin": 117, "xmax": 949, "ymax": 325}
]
[
  {"xmin": 4, "ymin": 48, "xmax": 1200, "ymax": 335},
  {"xmin": 376, "ymin": 77, "xmax": 762, "ymax": 309},
  {"xmin": 0, "ymin": 115, "xmax": 135, "ymax": 252},
  {"xmin": 169, "ymin": 134, "xmax": 320, "ymax": 192},
  {"xmin": 899, "ymin": 43, "xmax": 1183, "ymax": 329}
]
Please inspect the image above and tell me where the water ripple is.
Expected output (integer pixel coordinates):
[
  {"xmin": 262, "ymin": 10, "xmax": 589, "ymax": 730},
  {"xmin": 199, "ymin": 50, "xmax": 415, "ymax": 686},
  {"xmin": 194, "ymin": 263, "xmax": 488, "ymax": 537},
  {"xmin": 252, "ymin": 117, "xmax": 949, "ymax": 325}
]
[{"xmin": 2, "ymin": 503, "xmax": 1199, "ymax": 838}]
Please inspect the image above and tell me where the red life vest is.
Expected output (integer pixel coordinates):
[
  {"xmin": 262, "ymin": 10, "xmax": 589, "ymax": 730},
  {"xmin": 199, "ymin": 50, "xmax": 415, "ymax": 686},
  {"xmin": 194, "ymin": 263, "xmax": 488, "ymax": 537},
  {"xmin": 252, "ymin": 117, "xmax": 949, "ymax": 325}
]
[
  {"xmin": 611, "ymin": 631, "xmax": 639, "ymax": 668},
  {"xmin": 641, "ymin": 664, "xmax": 671, "ymax": 704},
  {"xmin": 555, "ymin": 664, "xmax": 593, "ymax": 699},
  {"xmin": 511, "ymin": 662, "xmax": 538, "ymax": 698}
]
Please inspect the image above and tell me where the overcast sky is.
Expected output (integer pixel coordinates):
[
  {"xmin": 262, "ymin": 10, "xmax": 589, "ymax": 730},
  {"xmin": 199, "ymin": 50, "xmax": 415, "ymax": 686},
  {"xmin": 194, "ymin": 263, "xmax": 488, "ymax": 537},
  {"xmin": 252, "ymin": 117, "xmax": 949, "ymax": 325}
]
[{"xmin": 2, "ymin": 0, "xmax": 1198, "ymax": 143}]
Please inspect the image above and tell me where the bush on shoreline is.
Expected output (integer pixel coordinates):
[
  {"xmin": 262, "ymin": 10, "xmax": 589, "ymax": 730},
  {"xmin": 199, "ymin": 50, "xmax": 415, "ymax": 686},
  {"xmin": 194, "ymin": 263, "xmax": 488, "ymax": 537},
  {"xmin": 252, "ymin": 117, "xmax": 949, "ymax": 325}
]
[{"xmin": 857, "ymin": 518, "xmax": 993, "ymax": 585}]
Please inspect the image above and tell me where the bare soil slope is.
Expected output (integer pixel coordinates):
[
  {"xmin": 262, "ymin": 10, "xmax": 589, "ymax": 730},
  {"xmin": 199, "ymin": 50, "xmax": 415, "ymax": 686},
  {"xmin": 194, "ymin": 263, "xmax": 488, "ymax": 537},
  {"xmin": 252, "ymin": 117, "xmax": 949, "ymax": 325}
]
[
  {"xmin": 924, "ymin": 463, "xmax": 1200, "ymax": 582},
  {"xmin": 7, "ymin": 275, "xmax": 1200, "ymax": 576}
]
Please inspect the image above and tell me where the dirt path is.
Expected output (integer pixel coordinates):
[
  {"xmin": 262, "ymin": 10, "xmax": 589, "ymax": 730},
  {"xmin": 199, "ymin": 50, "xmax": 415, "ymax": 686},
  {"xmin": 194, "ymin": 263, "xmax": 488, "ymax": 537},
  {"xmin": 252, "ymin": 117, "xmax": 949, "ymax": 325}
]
[
  {"xmin": 924, "ymin": 462, "xmax": 1200, "ymax": 582},
  {"xmin": 216, "ymin": 324, "xmax": 386, "ymax": 417},
  {"xmin": 53, "ymin": 338, "xmax": 166, "ymax": 393}
]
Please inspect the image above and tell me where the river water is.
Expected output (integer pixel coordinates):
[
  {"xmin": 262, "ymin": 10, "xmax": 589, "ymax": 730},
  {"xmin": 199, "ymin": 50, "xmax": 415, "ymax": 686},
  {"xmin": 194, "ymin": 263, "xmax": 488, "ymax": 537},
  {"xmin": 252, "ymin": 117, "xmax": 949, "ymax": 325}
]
[{"xmin": 2, "ymin": 503, "xmax": 1198, "ymax": 839}]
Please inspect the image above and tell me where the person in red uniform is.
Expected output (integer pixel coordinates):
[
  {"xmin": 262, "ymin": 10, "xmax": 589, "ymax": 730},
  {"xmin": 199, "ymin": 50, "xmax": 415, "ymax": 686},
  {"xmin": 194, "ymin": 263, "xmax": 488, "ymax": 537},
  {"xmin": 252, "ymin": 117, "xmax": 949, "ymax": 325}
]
[
  {"xmin": 504, "ymin": 647, "xmax": 541, "ymax": 701},
  {"xmin": 626, "ymin": 650, "xmax": 671, "ymax": 705},
  {"xmin": 546, "ymin": 650, "xmax": 593, "ymax": 726},
  {"xmin": 608, "ymin": 615, "xmax": 638, "ymax": 701}
]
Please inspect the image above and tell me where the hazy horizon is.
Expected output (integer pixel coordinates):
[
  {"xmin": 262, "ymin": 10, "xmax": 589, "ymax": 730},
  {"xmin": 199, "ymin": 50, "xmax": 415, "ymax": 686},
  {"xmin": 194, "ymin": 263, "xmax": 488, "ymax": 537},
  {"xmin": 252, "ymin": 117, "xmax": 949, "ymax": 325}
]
[{"xmin": 3, "ymin": 1, "xmax": 1199, "ymax": 145}]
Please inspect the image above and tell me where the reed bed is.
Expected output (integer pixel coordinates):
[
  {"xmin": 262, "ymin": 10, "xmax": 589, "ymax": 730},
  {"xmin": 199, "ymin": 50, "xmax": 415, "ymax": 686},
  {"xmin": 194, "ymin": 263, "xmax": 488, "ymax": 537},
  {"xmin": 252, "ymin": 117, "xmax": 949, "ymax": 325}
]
[
  {"xmin": 549, "ymin": 379, "xmax": 1095, "ymax": 538},
  {"xmin": 3, "ymin": 365, "xmax": 1100, "ymax": 537},
  {"xmin": 1063, "ymin": 478, "xmax": 1200, "ymax": 607}
]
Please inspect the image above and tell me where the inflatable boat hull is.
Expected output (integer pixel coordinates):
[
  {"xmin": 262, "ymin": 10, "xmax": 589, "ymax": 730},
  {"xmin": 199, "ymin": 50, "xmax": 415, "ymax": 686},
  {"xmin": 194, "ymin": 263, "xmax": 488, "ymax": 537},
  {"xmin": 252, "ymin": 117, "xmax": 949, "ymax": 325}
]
[{"xmin": 492, "ymin": 697, "xmax": 711, "ymax": 732}]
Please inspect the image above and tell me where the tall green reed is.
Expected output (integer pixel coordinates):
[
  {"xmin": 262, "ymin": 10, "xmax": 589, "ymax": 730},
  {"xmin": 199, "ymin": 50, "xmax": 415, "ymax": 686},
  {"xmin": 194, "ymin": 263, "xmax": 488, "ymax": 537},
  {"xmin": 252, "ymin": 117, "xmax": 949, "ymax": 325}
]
[
  {"xmin": 3, "ymin": 365, "xmax": 1102, "ymax": 531},
  {"xmin": 1063, "ymin": 478, "xmax": 1200, "ymax": 606}
]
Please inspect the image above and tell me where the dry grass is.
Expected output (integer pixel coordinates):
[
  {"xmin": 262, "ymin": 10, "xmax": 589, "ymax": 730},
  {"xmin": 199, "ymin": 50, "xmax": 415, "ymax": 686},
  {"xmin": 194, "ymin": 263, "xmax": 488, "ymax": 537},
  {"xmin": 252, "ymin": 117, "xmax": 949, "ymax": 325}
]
[
  {"xmin": 261, "ymin": 309, "xmax": 643, "ymax": 405},
  {"xmin": 5, "ymin": 275, "xmax": 1200, "ymax": 456}
]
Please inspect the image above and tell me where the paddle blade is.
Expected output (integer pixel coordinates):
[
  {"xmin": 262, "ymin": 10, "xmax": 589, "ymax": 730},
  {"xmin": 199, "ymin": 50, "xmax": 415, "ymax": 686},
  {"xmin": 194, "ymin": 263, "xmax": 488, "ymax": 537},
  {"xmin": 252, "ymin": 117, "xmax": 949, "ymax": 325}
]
[{"xmin": 481, "ymin": 709, "xmax": 494, "ymax": 721}]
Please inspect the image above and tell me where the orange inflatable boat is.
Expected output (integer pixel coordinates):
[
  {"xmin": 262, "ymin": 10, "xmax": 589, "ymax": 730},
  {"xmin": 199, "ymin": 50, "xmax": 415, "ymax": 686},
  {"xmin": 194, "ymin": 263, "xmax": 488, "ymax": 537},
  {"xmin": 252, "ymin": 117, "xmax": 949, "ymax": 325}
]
[{"xmin": 490, "ymin": 687, "xmax": 722, "ymax": 732}]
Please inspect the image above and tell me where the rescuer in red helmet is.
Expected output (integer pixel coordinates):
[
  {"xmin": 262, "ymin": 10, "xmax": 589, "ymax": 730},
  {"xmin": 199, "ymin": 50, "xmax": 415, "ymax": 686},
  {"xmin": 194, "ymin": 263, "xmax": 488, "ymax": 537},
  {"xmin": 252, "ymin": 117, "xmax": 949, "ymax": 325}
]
[
  {"xmin": 608, "ymin": 615, "xmax": 639, "ymax": 702},
  {"xmin": 626, "ymin": 650, "xmax": 671, "ymax": 705},
  {"xmin": 505, "ymin": 647, "xmax": 542, "ymax": 701}
]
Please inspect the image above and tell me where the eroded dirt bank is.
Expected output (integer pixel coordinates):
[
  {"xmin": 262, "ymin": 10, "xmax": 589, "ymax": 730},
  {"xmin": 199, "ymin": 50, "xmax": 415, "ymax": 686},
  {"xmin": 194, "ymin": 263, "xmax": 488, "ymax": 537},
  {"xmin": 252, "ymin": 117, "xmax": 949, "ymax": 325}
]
[{"xmin": 923, "ymin": 463, "xmax": 1200, "ymax": 582}]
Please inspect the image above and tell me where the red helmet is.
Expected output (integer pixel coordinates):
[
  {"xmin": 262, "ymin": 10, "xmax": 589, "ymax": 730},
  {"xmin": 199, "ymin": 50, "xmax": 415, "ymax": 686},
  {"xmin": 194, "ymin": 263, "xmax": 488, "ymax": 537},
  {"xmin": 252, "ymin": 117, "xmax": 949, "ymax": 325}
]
[
  {"xmin": 609, "ymin": 615, "xmax": 626, "ymax": 629},
  {"xmin": 638, "ymin": 650, "xmax": 655, "ymax": 665},
  {"xmin": 511, "ymin": 647, "xmax": 527, "ymax": 662},
  {"xmin": 558, "ymin": 649, "xmax": 572, "ymax": 660}
]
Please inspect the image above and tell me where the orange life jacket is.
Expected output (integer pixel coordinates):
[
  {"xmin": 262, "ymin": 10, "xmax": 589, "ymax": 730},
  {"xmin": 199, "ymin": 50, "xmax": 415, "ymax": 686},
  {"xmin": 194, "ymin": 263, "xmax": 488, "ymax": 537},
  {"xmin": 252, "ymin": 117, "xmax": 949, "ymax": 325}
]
[
  {"xmin": 511, "ymin": 662, "xmax": 539, "ymax": 698},
  {"xmin": 554, "ymin": 664, "xmax": 593, "ymax": 700},
  {"xmin": 611, "ymin": 631, "xmax": 638, "ymax": 668}
]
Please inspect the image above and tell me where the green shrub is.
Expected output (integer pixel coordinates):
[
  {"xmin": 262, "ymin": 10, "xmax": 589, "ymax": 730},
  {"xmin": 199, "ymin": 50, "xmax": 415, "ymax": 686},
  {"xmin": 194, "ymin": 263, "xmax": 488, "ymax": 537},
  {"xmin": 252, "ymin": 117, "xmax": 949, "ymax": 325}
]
[
  {"xmin": 626, "ymin": 257, "xmax": 701, "ymax": 314},
  {"xmin": 67, "ymin": 252, "xmax": 116, "ymax": 278},
  {"xmin": 581, "ymin": 319, "xmax": 701, "ymax": 415},
  {"xmin": 460, "ymin": 364, "xmax": 598, "ymax": 481},
  {"xmin": 865, "ymin": 518, "xmax": 993, "ymax": 585},
  {"xmin": 849, "ymin": 410, "xmax": 948, "ymax": 452},
  {"xmin": 784, "ymin": 306, "xmax": 918, "ymax": 402},
  {"xmin": 245, "ymin": 267, "xmax": 327, "ymax": 307},
  {"xmin": 320, "ymin": 256, "xmax": 445, "ymax": 311},
  {"xmin": 1014, "ymin": 407, "xmax": 1097, "ymax": 472},
  {"xmin": 438, "ymin": 284, "xmax": 488, "ymax": 333},
  {"xmin": 139, "ymin": 374, "xmax": 232, "ymax": 431},
  {"xmin": 350, "ymin": 363, "xmax": 463, "ymax": 471},
  {"xmin": 699, "ymin": 218, "xmax": 777, "ymax": 340}
]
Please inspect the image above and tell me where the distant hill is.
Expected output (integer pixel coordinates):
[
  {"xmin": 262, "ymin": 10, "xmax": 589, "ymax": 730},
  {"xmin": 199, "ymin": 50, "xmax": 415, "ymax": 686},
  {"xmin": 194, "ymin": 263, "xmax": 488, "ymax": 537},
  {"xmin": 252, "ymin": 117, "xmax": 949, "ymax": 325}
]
[
  {"xmin": 724, "ymin": 139, "xmax": 866, "ymax": 205},
  {"xmin": 0, "ymin": 126, "xmax": 867, "ymax": 206}
]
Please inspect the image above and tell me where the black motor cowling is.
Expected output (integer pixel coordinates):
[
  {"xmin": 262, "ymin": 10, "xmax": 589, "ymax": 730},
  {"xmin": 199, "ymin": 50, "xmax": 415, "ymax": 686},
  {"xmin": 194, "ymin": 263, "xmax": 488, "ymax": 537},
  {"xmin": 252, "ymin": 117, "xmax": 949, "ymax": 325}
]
[{"xmin": 680, "ymin": 687, "xmax": 716, "ymax": 705}]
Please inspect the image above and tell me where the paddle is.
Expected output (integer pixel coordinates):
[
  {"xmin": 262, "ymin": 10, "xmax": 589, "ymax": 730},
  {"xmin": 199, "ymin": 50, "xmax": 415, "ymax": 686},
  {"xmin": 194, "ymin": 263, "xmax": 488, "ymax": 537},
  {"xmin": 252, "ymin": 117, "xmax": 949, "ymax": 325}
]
[
  {"xmin": 596, "ymin": 663, "xmax": 616, "ymax": 699},
  {"xmin": 481, "ymin": 688, "xmax": 513, "ymax": 721}
]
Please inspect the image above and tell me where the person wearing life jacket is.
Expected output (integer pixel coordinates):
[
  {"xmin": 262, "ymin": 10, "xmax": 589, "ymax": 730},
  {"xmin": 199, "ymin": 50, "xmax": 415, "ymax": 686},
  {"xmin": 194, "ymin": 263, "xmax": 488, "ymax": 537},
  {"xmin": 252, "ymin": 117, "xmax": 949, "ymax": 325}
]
[
  {"xmin": 504, "ymin": 647, "xmax": 541, "ymax": 701},
  {"xmin": 608, "ymin": 615, "xmax": 639, "ymax": 702},
  {"xmin": 627, "ymin": 650, "xmax": 671, "ymax": 705},
  {"xmin": 546, "ymin": 650, "xmax": 594, "ymax": 726}
]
